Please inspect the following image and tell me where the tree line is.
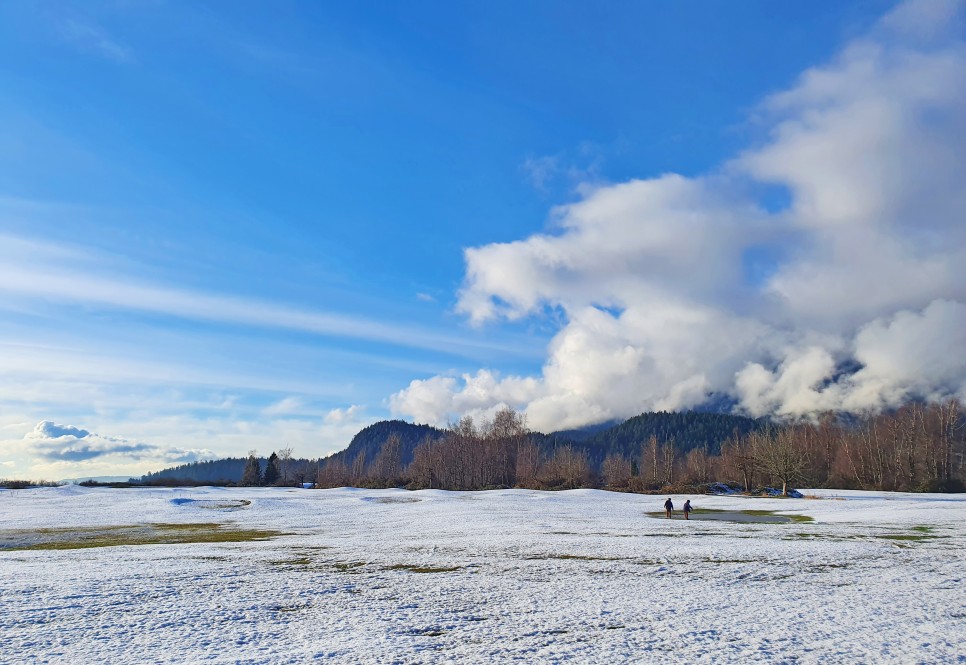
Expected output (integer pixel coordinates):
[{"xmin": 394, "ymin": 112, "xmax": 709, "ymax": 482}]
[
  {"xmin": 137, "ymin": 403, "xmax": 964, "ymax": 494},
  {"xmin": 314, "ymin": 402, "xmax": 965, "ymax": 494},
  {"xmin": 140, "ymin": 448, "xmax": 318, "ymax": 487}
]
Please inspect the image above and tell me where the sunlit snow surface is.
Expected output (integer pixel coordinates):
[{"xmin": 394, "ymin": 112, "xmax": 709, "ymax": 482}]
[{"xmin": 2, "ymin": 486, "xmax": 964, "ymax": 663}]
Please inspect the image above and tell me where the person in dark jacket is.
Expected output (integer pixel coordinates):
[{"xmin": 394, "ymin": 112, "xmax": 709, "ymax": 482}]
[
  {"xmin": 664, "ymin": 497, "xmax": 673, "ymax": 518},
  {"xmin": 683, "ymin": 499, "xmax": 692, "ymax": 520}
]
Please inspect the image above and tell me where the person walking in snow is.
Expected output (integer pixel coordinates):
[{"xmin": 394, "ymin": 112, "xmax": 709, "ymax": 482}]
[
  {"xmin": 683, "ymin": 499, "xmax": 692, "ymax": 520},
  {"xmin": 664, "ymin": 497, "xmax": 674, "ymax": 518}
]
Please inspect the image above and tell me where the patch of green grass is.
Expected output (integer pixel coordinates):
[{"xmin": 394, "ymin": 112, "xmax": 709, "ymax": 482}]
[
  {"xmin": 701, "ymin": 558, "xmax": 755, "ymax": 564},
  {"xmin": 383, "ymin": 564, "xmax": 463, "ymax": 573},
  {"xmin": 524, "ymin": 553, "xmax": 622, "ymax": 561},
  {"xmin": 269, "ymin": 557, "xmax": 313, "ymax": 567},
  {"xmin": 876, "ymin": 534, "xmax": 941, "ymax": 542},
  {"xmin": 739, "ymin": 509, "xmax": 814, "ymax": 523},
  {"xmin": 4, "ymin": 523, "xmax": 283, "ymax": 551},
  {"xmin": 785, "ymin": 530, "xmax": 947, "ymax": 545},
  {"xmin": 788, "ymin": 514, "xmax": 815, "ymax": 524},
  {"xmin": 329, "ymin": 561, "xmax": 367, "ymax": 572},
  {"xmin": 410, "ymin": 628, "xmax": 447, "ymax": 637},
  {"xmin": 806, "ymin": 562, "xmax": 851, "ymax": 572},
  {"xmin": 29, "ymin": 524, "xmax": 131, "ymax": 535},
  {"xmin": 784, "ymin": 532, "xmax": 872, "ymax": 542}
]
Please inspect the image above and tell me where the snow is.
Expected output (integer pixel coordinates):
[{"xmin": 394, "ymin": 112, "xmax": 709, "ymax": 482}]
[{"xmin": 1, "ymin": 486, "xmax": 965, "ymax": 663}]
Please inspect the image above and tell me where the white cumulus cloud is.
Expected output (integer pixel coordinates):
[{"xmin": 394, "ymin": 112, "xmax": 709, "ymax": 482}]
[{"xmin": 391, "ymin": 0, "xmax": 966, "ymax": 430}]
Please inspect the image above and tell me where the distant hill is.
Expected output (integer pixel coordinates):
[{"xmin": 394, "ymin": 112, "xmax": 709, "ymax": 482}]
[
  {"xmin": 61, "ymin": 475, "xmax": 135, "ymax": 484},
  {"xmin": 139, "ymin": 456, "xmax": 324, "ymax": 485},
  {"xmin": 140, "ymin": 457, "xmax": 251, "ymax": 484},
  {"xmin": 323, "ymin": 420, "xmax": 446, "ymax": 467}
]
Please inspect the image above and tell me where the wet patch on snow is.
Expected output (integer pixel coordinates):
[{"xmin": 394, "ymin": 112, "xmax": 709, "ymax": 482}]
[
  {"xmin": 169, "ymin": 498, "xmax": 251, "ymax": 510},
  {"xmin": 646, "ymin": 508, "xmax": 812, "ymax": 523},
  {"xmin": 361, "ymin": 496, "xmax": 422, "ymax": 504}
]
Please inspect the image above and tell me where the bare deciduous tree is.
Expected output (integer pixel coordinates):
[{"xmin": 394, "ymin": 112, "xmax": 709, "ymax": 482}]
[
  {"xmin": 721, "ymin": 433, "xmax": 756, "ymax": 492},
  {"xmin": 754, "ymin": 428, "xmax": 810, "ymax": 496},
  {"xmin": 515, "ymin": 441, "xmax": 542, "ymax": 489},
  {"xmin": 277, "ymin": 446, "xmax": 293, "ymax": 484},
  {"xmin": 601, "ymin": 453, "xmax": 632, "ymax": 489},
  {"xmin": 372, "ymin": 433, "xmax": 403, "ymax": 485}
]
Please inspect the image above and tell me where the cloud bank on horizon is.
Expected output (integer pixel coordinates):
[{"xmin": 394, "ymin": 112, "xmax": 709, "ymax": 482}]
[
  {"xmin": 391, "ymin": 0, "xmax": 966, "ymax": 431},
  {"xmin": 24, "ymin": 420, "xmax": 212, "ymax": 466}
]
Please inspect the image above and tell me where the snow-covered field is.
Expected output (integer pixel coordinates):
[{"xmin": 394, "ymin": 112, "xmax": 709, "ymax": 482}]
[{"xmin": 1, "ymin": 486, "xmax": 964, "ymax": 664}]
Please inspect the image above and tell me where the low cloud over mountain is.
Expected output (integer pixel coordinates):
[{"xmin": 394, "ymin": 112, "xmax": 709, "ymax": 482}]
[{"xmin": 392, "ymin": 0, "xmax": 966, "ymax": 431}]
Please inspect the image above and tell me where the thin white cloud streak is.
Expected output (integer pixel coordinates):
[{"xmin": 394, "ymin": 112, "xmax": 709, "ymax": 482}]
[
  {"xmin": 0, "ymin": 342, "xmax": 348, "ymax": 399},
  {"xmin": 0, "ymin": 322, "xmax": 451, "ymax": 395},
  {"xmin": 262, "ymin": 397, "xmax": 305, "ymax": 417},
  {"xmin": 392, "ymin": 0, "xmax": 966, "ymax": 430},
  {"xmin": 0, "ymin": 260, "xmax": 536, "ymax": 361},
  {"xmin": 58, "ymin": 18, "xmax": 132, "ymax": 63}
]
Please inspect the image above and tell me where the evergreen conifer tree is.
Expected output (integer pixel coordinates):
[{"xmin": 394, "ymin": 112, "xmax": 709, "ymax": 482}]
[
  {"xmin": 241, "ymin": 452, "xmax": 262, "ymax": 486},
  {"xmin": 264, "ymin": 452, "xmax": 281, "ymax": 486}
]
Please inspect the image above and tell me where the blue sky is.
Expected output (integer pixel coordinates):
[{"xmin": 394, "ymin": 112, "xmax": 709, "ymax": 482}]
[{"xmin": 3, "ymin": 0, "xmax": 965, "ymax": 479}]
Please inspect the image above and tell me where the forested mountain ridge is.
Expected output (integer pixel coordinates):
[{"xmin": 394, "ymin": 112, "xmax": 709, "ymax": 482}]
[
  {"xmin": 139, "ymin": 455, "xmax": 318, "ymax": 485},
  {"xmin": 140, "ymin": 457, "xmax": 249, "ymax": 484},
  {"xmin": 318, "ymin": 412, "xmax": 759, "ymax": 476},
  {"xmin": 578, "ymin": 411, "xmax": 764, "ymax": 457},
  {"xmin": 321, "ymin": 420, "xmax": 447, "ymax": 468}
]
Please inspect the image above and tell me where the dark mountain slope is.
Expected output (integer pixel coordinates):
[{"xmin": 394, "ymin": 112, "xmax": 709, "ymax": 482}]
[
  {"xmin": 582, "ymin": 411, "xmax": 763, "ymax": 457},
  {"xmin": 324, "ymin": 420, "xmax": 446, "ymax": 467}
]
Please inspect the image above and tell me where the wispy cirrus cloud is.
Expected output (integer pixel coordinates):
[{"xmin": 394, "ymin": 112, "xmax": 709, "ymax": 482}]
[
  {"xmin": 58, "ymin": 18, "xmax": 132, "ymax": 63},
  {"xmin": 521, "ymin": 142, "xmax": 605, "ymax": 193},
  {"xmin": 262, "ymin": 397, "xmax": 305, "ymax": 417},
  {"xmin": 0, "ymin": 340, "xmax": 348, "ymax": 399},
  {"xmin": 0, "ymin": 240, "xmax": 534, "ymax": 361}
]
